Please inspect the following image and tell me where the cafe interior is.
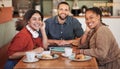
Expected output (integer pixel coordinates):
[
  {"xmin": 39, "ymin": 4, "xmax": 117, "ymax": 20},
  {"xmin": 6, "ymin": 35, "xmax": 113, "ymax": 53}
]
[{"xmin": 0, "ymin": 0, "xmax": 120, "ymax": 69}]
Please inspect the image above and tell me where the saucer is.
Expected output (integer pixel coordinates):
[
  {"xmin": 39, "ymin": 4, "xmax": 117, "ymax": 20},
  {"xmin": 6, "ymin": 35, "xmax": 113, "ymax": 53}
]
[
  {"xmin": 37, "ymin": 54, "xmax": 59, "ymax": 60},
  {"xmin": 23, "ymin": 58, "xmax": 39, "ymax": 63},
  {"xmin": 68, "ymin": 55, "xmax": 92, "ymax": 61}
]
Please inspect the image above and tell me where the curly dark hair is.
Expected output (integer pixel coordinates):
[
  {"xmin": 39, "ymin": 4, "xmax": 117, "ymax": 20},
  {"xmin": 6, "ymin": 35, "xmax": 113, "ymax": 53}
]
[
  {"xmin": 15, "ymin": 10, "xmax": 43, "ymax": 31},
  {"xmin": 85, "ymin": 7, "xmax": 107, "ymax": 26}
]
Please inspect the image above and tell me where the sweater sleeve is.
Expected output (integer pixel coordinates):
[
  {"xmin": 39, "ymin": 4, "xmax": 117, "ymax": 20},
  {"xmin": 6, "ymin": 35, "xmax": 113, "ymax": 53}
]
[
  {"xmin": 83, "ymin": 27, "xmax": 111, "ymax": 60},
  {"xmin": 7, "ymin": 34, "xmax": 29, "ymax": 56}
]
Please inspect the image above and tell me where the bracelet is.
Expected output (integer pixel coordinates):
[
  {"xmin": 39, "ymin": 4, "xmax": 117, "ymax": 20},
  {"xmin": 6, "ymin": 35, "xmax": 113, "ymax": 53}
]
[
  {"xmin": 83, "ymin": 50, "xmax": 84, "ymax": 54},
  {"xmin": 80, "ymin": 49, "xmax": 84, "ymax": 54}
]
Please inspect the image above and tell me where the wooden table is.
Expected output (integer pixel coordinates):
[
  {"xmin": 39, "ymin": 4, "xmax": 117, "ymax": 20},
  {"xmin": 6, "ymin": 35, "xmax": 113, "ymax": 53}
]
[{"xmin": 14, "ymin": 52, "xmax": 98, "ymax": 69}]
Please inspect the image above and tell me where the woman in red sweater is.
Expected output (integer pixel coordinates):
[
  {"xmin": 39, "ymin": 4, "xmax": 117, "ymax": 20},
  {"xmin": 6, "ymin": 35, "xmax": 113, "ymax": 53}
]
[{"xmin": 4, "ymin": 10, "xmax": 48, "ymax": 69}]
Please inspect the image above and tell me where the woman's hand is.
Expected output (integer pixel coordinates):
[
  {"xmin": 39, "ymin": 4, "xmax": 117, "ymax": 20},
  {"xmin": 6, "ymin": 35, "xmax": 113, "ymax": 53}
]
[
  {"xmin": 80, "ymin": 26, "xmax": 91, "ymax": 45},
  {"xmin": 33, "ymin": 47, "xmax": 44, "ymax": 54},
  {"xmin": 39, "ymin": 22, "xmax": 45, "ymax": 30},
  {"xmin": 84, "ymin": 26, "xmax": 91, "ymax": 35},
  {"xmin": 74, "ymin": 49, "xmax": 80, "ymax": 54}
]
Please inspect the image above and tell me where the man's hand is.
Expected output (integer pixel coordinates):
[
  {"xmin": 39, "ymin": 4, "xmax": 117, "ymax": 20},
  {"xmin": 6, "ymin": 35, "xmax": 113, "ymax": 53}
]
[{"xmin": 58, "ymin": 40, "xmax": 70, "ymax": 46}]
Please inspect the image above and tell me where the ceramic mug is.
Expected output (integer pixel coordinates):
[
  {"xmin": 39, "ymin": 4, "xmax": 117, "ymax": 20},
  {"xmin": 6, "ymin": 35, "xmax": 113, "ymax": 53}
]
[
  {"xmin": 26, "ymin": 51, "xmax": 36, "ymax": 62},
  {"xmin": 65, "ymin": 47, "xmax": 72, "ymax": 56}
]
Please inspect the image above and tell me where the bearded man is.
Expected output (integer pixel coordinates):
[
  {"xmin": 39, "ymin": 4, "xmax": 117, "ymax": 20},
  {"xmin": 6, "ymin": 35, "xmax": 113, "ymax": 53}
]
[{"xmin": 43, "ymin": 2, "xmax": 84, "ymax": 47}]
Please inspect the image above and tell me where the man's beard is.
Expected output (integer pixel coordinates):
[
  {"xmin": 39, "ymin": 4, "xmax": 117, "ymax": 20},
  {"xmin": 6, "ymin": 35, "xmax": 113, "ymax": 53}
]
[{"xmin": 58, "ymin": 14, "xmax": 68, "ymax": 20}]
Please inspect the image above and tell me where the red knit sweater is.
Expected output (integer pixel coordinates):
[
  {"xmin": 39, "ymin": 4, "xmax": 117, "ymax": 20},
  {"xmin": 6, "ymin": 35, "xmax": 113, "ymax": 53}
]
[{"xmin": 8, "ymin": 27, "xmax": 43, "ymax": 56}]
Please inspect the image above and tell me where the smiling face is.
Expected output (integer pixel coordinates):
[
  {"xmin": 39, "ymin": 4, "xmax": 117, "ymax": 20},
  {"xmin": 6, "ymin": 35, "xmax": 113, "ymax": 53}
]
[
  {"xmin": 28, "ymin": 13, "xmax": 42, "ymax": 31},
  {"xmin": 85, "ymin": 10, "xmax": 101, "ymax": 29},
  {"xmin": 57, "ymin": 4, "xmax": 70, "ymax": 20}
]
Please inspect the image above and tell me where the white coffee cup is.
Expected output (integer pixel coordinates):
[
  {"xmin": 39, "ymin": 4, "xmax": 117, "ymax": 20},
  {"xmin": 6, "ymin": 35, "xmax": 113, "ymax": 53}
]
[
  {"xmin": 65, "ymin": 47, "xmax": 72, "ymax": 56},
  {"xmin": 41, "ymin": 51, "xmax": 51, "ymax": 55},
  {"xmin": 26, "ymin": 51, "xmax": 36, "ymax": 62}
]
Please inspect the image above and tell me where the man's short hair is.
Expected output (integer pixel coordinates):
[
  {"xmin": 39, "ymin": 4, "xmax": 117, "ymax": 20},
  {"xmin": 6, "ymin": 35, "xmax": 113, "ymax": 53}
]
[{"xmin": 57, "ymin": 2, "xmax": 70, "ymax": 10}]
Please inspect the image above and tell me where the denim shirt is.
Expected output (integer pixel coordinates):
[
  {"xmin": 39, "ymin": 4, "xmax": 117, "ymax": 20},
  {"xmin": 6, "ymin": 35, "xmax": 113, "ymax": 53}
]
[{"xmin": 44, "ymin": 16, "xmax": 84, "ymax": 40}]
